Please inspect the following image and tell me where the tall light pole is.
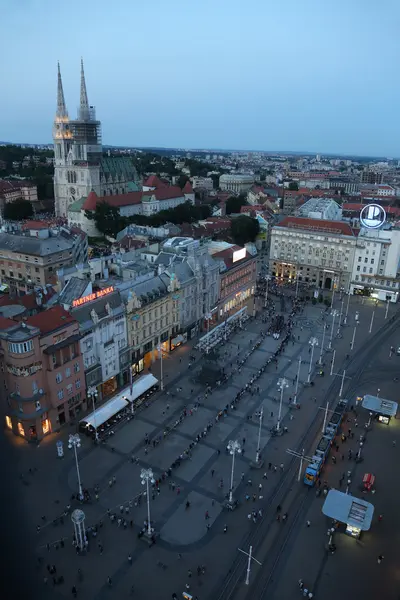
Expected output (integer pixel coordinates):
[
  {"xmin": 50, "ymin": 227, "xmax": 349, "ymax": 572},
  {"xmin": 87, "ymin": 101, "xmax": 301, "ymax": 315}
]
[
  {"xmin": 319, "ymin": 326, "xmax": 326, "ymax": 365},
  {"xmin": 329, "ymin": 309, "xmax": 339, "ymax": 350},
  {"xmin": 157, "ymin": 343, "xmax": 164, "ymax": 390},
  {"xmin": 87, "ymin": 386, "xmax": 99, "ymax": 442},
  {"xmin": 339, "ymin": 370, "xmax": 346, "ymax": 398},
  {"xmin": 227, "ymin": 440, "xmax": 241, "ymax": 503},
  {"xmin": 294, "ymin": 356, "xmax": 302, "ymax": 404},
  {"xmin": 322, "ymin": 401, "xmax": 329, "ymax": 434},
  {"xmin": 385, "ymin": 299, "xmax": 390, "ymax": 319},
  {"xmin": 264, "ymin": 275, "xmax": 271, "ymax": 308},
  {"xmin": 369, "ymin": 309, "xmax": 375, "ymax": 334},
  {"xmin": 330, "ymin": 287, "xmax": 335, "ymax": 309},
  {"xmin": 68, "ymin": 434, "xmax": 83, "ymax": 500},
  {"xmin": 255, "ymin": 407, "xmax": 264, "ymax": 464},
  {"xmin": 343, "ymin": 288, "xmax": 351, "ymax": 325},
  {"xmin": 277, "ymin": 378, "xmax": 289, "ymax": 432},
  {"xmin": 308, "ymin": 337, "xmax": 318, "ymax": 383},
  {"xmin": 295, "ymin": 271, "xmax": 300, "ymax": 298},
  {"xmin": 238, "ymin": 546, "xmax": 262, "ymax": 586},
  {"xmin": 351, "ymin": 322, "xmax": 358, "ymax": 351},
  {"xmin": 140, "ymin": 468, "xmax": 155, "ymax": 537},
  {"xmin": 338, "ymin": 298, "xmax": 344, "ymax": 335},
  {"xmin": 205, "ymin": 312, "xmax": 212, "ymax": 354},
  {"xmin": 330, "ymin": 349, "xmax": 336, "ymax": 376}
]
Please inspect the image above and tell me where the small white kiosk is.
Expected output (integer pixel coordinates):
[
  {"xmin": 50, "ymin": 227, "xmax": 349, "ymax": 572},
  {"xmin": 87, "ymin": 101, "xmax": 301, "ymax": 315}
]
[
  {"xmin": 361, "ymin": 394, "xmax": 398, "ymax": 425},
  {"xmin": 322, "ymin": 489, "xmax": 374, "ymax": 539}
]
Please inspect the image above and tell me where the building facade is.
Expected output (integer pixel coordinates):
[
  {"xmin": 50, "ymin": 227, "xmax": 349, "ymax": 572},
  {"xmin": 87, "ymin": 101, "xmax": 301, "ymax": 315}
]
[
  {"xmin": 1, "ymin": 306, "xmax": 85, "ymax": 442},
  {"xmin": 123, "ymin": 272, "xmax": 180, "ymax": 375},
  {"xmin": 71, "ymin": 288, "xmax": 129, "ymax": 403},
  {"xmin": 269, "ymin": 217, "xmax": 357, "ymax": 291},
  {"xmin": 0, "ymin": 226, "xmax": 87, "ymax": 295},
  {"xmin": 53, "ymin": 61, "xmax": 140, "ymax": 217},
  {"xmin": 219, "ymin": 173, "xmax": 255, "ymax": 194},
  {"xmin": 350, "ymin": 226, "xmax": 400, "ymax": 302},
  {"xmin": 297, "ymin": 198, "xmax": 342, "ymax": 221}
]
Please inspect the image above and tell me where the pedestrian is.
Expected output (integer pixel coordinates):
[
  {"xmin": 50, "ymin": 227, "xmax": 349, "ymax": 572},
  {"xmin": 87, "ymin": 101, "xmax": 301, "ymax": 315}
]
[
  {"xmin": 378, "ymin": 514, "xmax": 383, "ymax": 522},
  {"xmin": 223, "ymin": 524, "xmax": 228, "ymax": 533},
  {"xmin": 393, "ymin": 440, "xmax": 396, "ymax": 447},
  {"xmin": 280, "ymin": 463, "xmax": 284, "ymax": 471},
  {"xmin": 377, "ymin": 554, "xmax": 384, "ymax": 564},
  {"xmin": 206, "ymin": 523, "xmax": 210, "ymax": 531},
  {"xmin": 72, "ymin": 586, "xmax": 77, "ymax": 597},
  {"xmin": 128, "ymin": 555, "xmax": 132, "ymax": 565},
  {"xmin": 299, "ymin": 579, "xmax": 304, "ymax": 589},
  {"xmin": 263, "ymin": 472, "xmax": 268, "ymax": 479},
  {"xmin": 211, "ymin": 469, "xmax": 215, "ymax": 477},
  {"xmin": 107, "ymin": 576, "xmax": 112, "ymax": 587},
  {"xmin": 205, "ymin": 510, "xmax": 209, "ymax": 520},
  {"xmin": 188, "ymin": 569, "xmax": 192, "ymax": 578},
  {"xmin": 306, "ymin": 520, "xmax": 311, "ymax": 527}
]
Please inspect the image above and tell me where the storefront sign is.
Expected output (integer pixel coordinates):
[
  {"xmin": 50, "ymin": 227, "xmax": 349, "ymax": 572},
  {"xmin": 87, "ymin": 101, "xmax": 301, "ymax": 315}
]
[
  {"xmin": 72, "ymin": 286, "xmax": 114, "ymax": 308},
  {"xmin": 7, "ymin": 362, "xmax": 42, "ymax": 377},
  {"xmin": 233, "ymin": 248, "xmax": 246, "ymax": 263},
  {"xmin": 360, "ymin": 204, "xmax": 386, "ymax": 229}
]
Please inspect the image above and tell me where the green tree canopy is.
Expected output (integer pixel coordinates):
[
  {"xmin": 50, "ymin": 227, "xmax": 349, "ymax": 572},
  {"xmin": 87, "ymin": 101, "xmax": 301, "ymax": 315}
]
[
  {"xmin": 85, "ymin": 202, "xmax": 127, "ymax": 238},
  {"xmin": 230, "ymin": 216, "xmax": 260, "ymax": 246},
  {"xmin": 288, "ymin": 181, "xmax": 299, "ymax": 191},
  {"xmin": 4, "ymin": 199, "xmax": 34, "ymax": 221},
  {"xmin": 225, "ymin": 194, "xmax": 247, "ymax": 215}
]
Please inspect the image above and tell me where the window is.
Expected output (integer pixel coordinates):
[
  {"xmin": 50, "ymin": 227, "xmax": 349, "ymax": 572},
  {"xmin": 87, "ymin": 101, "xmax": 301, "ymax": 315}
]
[
  {"xmin": 363, "ymin": 267, "xmax": 366, "ymax": 273},
  {"xmin": 369, "ymin": 268, "xmax": 373, "ymax": 274},
  {"xmin": 74, "ymin": 362, "xmax": 80, "ymax": 373},
  {"xmin": 65, "ymin": 367, "xmax": 71, "ymax": 377},
  {"xmin": 8, "ymin": 340, "xmax": 33, "ymax": 354},
  {"xmin": 57, "ymin": 389, "xmax": 64, "ymax": 400},
  {"xmin": 67, "ymin": 384, "xmax": 73, "ymax": 395},
  {"xmin": 364, "ymin": 258, "xmax": 368, "ymax": 263},
  {"xmin": 76, "ymin": 380, "xmax": 81, "ymax": 389},
  {"xmin": 32, "ymin": 381, "xmax": 39, "ymax": 395},
  {"xmin": 381, "ymin": 260, "xmax": 385, "ymax": 266},
  {"xmin": 35, "ymin": 400, "xmax": 41, "ymax": 411},
  {"xmin": 56, "ymin": 373, "xmax": 62, "ymax": 384},
  {"xmin": 371, "ymin": 259, "xmax": 374, "ymax": 264}
]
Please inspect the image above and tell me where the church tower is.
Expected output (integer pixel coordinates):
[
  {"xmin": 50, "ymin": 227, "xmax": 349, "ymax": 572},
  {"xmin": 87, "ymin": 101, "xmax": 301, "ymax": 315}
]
[{"xmin": 53, "ymin": 61, "xmax": 102, "ymax": 217}]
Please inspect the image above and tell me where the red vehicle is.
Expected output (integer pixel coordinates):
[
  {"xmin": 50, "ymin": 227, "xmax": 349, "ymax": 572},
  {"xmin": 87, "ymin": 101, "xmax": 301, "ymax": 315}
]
[{"xmin": 362, "ymin": 473, "xmax": 375, "ymax": 492}]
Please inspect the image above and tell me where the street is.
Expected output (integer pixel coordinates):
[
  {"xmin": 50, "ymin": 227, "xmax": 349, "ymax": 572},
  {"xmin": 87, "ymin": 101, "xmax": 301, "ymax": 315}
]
[{"xmin": 7, "ymin": 291, "xmax": 398, "ymax": 600}]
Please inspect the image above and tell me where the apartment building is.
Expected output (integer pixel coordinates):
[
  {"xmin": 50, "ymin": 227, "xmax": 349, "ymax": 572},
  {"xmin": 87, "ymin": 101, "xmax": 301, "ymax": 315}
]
[{"xmin": 1, "ymin": 306, "xmax": 85, "ymax": 442}]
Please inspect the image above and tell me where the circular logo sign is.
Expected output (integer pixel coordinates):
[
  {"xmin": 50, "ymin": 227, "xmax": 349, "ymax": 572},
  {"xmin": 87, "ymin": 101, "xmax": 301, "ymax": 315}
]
[{"xmin": 360, "ymin": 204, "xmax": 386, "ymax": 229}]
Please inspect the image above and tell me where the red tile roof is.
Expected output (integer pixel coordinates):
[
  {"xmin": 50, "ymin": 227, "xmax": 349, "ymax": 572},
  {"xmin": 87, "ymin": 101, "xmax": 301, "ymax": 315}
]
[
  {"xmin": 0, "ymin": 288, "xmax": 56, "ymax": 311},
  {"xmin": 21, "ymin": 220, "xmax": 49, "ymax": 230},
  {"xmin": 26, "ymin": 305, "xmax": 75, "ymax": 334},
  {"xmin": 342, "ymin": 203, "xmax": 365, "ymax": 212},
  {"xmin": 82, "ymin": 191, "xmax": 99, "ymax": 211},
  {"xmin": 144, "ymin": 175, "xmax": 168, "ymax": 188},
  {"xmin": 182, "ymin": 181, "xmax": 194, "ymax": 194},
  {"xmin": 213, "ymin": 245, "xmax": 252, "ymax": 268},
  {"xmin": 279, "ymin": 216, "xmax": 356, "ymax": 236},
  {"xmin": 0, "ymin": 316, "xmax": 16, "ymax": 329},
  {"xmin": 143, "ymin": 186, "xmax": 184, "ymax": 202}
]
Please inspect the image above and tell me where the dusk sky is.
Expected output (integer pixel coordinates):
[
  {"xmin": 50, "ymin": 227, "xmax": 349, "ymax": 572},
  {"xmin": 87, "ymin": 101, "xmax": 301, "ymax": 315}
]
[{"xmin": 1, "ymin": 0, "xmax": 400, "ymax": 156}]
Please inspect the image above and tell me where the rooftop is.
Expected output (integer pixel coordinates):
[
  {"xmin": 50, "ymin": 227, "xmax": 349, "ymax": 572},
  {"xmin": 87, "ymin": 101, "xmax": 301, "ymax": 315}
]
[
  {"xmin": 0, "ymin": 231, "xmax": 79, "ymax": 257},
  {"xmin": 278, "ymin": 216, "xmax": 356, "ymax": 237},
  {"xmin": 26, "ymin": 305, "xmax": 76, "ymax": 335}
]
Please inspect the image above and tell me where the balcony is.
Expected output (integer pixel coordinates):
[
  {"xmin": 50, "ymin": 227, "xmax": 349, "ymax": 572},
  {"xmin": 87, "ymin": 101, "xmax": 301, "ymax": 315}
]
[{"xmin": 10, "ymin": 388, "xmax": 46, "ymax": 403}]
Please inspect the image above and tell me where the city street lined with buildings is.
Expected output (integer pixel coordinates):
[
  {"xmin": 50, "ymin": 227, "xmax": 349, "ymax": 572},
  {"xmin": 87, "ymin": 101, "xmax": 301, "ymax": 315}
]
[{"xmin": 11, "ymin": 290, "xmax": 398, "ymax": 600}]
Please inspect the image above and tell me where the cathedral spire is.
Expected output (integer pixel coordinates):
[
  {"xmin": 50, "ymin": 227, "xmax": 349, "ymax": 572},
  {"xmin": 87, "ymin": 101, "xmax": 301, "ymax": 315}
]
[
  {"xmin": 79, "ymin": 58, "xmax": 90, "ymax": 120},
  {"xmin": 56, "ymin": 62, "xmax": 68, "ymax": 119}
]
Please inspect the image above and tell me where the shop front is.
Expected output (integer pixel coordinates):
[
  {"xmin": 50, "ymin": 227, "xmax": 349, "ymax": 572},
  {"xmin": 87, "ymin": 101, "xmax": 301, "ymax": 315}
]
[
  {"xmin": 170, "ymin": 332, "xmax": 187, "ymax": 351},
  {"xmin": 101, "ymin": 376, "xmax": 118, "ymax": 399},
  {"xmin": 362, "ymin": 394, "xmax": 398, "ymax": 424},
  {"xmin": 6, "ymin": 410, "xmax": 52, "ymax": 442}
]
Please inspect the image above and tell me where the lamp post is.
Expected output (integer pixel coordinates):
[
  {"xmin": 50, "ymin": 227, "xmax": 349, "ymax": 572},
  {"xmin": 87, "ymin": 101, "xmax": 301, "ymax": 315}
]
[
  {"xmin": 338, "ymin": 298, "xmax": 344, "ymax": 335},
  {"xmin": 385, "ymin": 299, "xmax": 390, "ymax": 319},
  {"xmin": 369, "ymin": 309, "xmax": 375, "ymax": 334},
  {"xmin": 140, "ymin": 468, "xmax": 155, "ymax": 537},
  {"xmin": 343, "ymin": 288, "xmax": 351, "ymax": 325},
  {"xmin": 330, "ymin": 287, "xmax": 335, "ymax": 309},
  {"xmin": 255, "ymin": 406, "xmax": 264, "ymax": 464},
  {"xmin": 322, "ymin": 401, "xmax": 329, "ymax": 434},
  {"xmin": 264, "ymin": 275, "xmax": 271, "ymax": 309},
  {"xmin": 295, "ymin": 271, "xmax": 300, "ymax": 298},
  {"xmin": 328, "ymin": 309, "xmax": 339, "ymax": 350},
  {"xmin": 319, "ymin": 326, "xmax": 326, "ymax": 365},
  {"xmin": 205, "ymin": 312, "xmax": 212, "ymax": 354},
  {"xmin": 87, "ymin": 386, "xmax": 99, "ymax": 442},
  {"xmin": 276, "ymin": 378, "xmax": 289, "ymax": 432},
  {"xmin": 157, "ymin": 343, "xmax": 164, "ymax": 391},
  {"xmin": 227, "ymin": 440, "xmax": 241, "ymax": 503},
  {"xmin": 339, "ymin": 370, "xmax": 346, "ymax": 398},
  {"xmin": 68, "ymin": 434, "xmax": 83, "ymax": 501},
  {"xmin": 350, "ymin": 322, "xmax": 357, "ymax": 351},
  {"xmin": 308, "ymin": 337, "xmax": 318, "ymax": 383},
  {"xmin": 294, "ymin": 356, "xmax": 302, "ymax": 404},
  {"xmin": 330, "ymin": 349, "xmax": 336, "ymax": 375}
]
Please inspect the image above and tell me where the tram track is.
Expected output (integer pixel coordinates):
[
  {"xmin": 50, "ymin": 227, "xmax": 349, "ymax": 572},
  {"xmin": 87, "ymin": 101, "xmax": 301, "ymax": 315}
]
[{"xmin": 213, "ymin": 314, "xmax": 400, "ymax": 600}]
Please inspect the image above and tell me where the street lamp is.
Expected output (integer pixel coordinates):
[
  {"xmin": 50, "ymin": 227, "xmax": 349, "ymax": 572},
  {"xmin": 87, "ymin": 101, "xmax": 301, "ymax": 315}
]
[
  {"xmin": 205, "ymin": 312, "xmax": 212, "ymax": 354},
  {"xmin": 140, "ymin": 468, "xmax": 155, "ymax": 537},
  {"xmin": 276, "ymin": 377, "xmax": 289, "ymax": 432},
  {"xmin": 308, "ymin": 337, "xmax": 318, "ymax": 383},
  {"xmin": 264, "ymin": 275, "xmax": 271, "ymax": 308},
  {"xmin": 294, "ymin": 356, "xmax": 302, "ymax": 404},
  {"xmin": 369, "ymin": 308, "xmax": 375, "ymax": 334},
  {"xmin": 227, "ymin": 440, "xmax": 241, "ymax": 503},
  {"xmin": 328, "ymin": 309, "xmax": 339, "ymax": 350},
  {"xmin": 337, "ymin": 297, "xmax": 344, "ymax": 335},
  {"xmin": 319, "ymin": 325, "xmax": 326, "ymax": 365},
  {"xmin": 157, "ymin": 343, "xmax": 164, "ymax": 391},
  {"xmin": 255, "ymin": 407, "xmax": 263, "ymax": 464},
  {"xmin": 87, "ymin": 386, "xmax": 99, "ymax": 442},
  {"xmin": 350, "ymin": 322, "xmax": 358, "ymax": 351},
  {"xmin": 68, "ymin": 434, "xmax": 83, "ymax": 501},
  {"xmin": 343, "ymin": 287, "xmax": 351, "ymax": 325}
]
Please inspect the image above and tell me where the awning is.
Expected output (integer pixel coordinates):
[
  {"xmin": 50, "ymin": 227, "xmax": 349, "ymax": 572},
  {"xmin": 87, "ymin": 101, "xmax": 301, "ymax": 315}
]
[
  {"xmin": 80, "ymin": 395, "xmax": 129, "ymax": 429},
  {"xmin": 171, "ymin": 335, "xmax": 184, "ymax": 346}
]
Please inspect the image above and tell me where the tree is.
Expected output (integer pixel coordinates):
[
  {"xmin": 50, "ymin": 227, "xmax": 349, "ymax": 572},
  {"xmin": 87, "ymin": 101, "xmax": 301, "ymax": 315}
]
[
  {"xmin": 4, "ymin": 199, "xmax": 33, "ymax": 221},
  {"xmin": 226, "ymin": 194, "xmax": 247, "ymax": 215},
  {"xmin": 230, "ymin": 216, "xmax": 260, "ymax": 246},
  {"xmin": 288, "ymin": 181, "xmax": 299, "ymax": 191},
  {"xmin": 177, "ymin": 174, "xmax": 189, "ymax": 189},
  {"xmin": 85, "ymin": 201, "xmax": 127, "ymax": 238}
]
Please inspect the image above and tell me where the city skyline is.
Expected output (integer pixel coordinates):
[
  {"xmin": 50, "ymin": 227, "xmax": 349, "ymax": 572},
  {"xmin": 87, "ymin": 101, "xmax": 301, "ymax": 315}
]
[{"xmin": 1, "ymin": 0, "xmax": 400, "ymax": 156}]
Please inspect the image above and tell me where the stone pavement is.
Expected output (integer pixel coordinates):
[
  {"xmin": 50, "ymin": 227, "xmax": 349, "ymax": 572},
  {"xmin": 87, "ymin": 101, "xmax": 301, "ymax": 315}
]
[{"xmin": 9, "ymin": 293, "xmax": 397, "ymax": 600}]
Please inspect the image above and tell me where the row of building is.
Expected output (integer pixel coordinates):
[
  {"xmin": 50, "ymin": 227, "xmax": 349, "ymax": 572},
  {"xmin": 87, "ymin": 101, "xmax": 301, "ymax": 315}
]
[{"xmin": 0, "ymin": 224, "xmax": 256, "ymax": 442}]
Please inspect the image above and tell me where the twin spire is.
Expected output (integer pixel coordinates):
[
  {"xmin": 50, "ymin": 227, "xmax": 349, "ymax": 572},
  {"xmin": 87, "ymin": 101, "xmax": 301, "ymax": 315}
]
[{"xmin": 56, "ymin": 59, "xmax": 90, "ymax": 121}]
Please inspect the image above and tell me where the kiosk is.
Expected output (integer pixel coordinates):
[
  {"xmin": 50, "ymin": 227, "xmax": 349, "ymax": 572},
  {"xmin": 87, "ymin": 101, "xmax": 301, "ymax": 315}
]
[
  {"xmin": 322, "ymin": 489, "xmax": 374, "ymax": 539},
  {"xmin": 361, "ymin": 395, "xmax": 398, "ymax": 424}
]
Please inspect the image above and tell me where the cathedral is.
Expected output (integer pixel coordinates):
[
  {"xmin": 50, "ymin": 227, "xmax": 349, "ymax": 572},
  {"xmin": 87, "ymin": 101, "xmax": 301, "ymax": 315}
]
[{"xmin": 53, "ymin": 61, "xmax": 140, "ymax": 217}]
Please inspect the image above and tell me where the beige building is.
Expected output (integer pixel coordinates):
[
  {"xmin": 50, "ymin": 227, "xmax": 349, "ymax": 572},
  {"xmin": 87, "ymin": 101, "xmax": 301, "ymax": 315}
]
[
  {"xmin": 269, "ymin": 216, "xmax": 357, "ymax": 291},
  {"xmin": 122, "ymin": 272, "xmax": 180, "ymax": 375},
  {"xmin": 219, "ymin": 173, "xmax": 255, "ymax": 194},
  {"xmin": 0, "ymin": 226, "xmax": 87, "ymax": 295}
]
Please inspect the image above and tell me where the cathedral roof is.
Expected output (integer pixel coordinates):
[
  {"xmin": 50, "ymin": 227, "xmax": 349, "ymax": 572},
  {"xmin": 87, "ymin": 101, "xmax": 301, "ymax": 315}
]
[
  {"xmin": 100, "ymin": 157, "xmax": 138, "ymax": 179},
  {"xmin": 182, "ymin": 181, "xmax": 194, "ymax": 194},
  {"xmin": 82, "ymin": 191, "xmax": 99, "ymax": 211},
  {"xmin": 144, "ymin": 175, "xmax": 168, "ymax": 188}
]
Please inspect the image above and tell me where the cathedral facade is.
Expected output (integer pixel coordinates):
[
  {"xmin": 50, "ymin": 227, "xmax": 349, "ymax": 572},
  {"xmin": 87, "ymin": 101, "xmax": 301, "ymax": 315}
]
[{"xmin": 53, "ymin": 61, "xmax": 139, "ymax": 217}]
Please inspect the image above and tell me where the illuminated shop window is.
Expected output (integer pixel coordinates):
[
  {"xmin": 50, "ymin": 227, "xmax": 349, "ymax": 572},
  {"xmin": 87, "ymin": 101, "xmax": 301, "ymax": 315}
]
[
  {"xmin": 17, "ymin": 422, "xmax": 25, "ymax": 436},
  {"xmin": 42, "ymin": 418, "xmax": 51, "ymax": 435},
  {"xmin": 5, "ymin": 416, "xmax": 12, "ymax": 429}
]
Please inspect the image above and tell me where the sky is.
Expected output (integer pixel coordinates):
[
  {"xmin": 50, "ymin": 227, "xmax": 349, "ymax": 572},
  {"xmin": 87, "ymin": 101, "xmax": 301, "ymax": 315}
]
[{"xmin": 1, "ymin": 0, "xmax": 400, "ymax": 157}]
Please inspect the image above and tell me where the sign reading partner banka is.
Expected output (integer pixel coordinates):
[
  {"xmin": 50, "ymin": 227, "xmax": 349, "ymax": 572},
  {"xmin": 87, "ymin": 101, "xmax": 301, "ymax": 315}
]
[
  {"xmin": 360, "ymin": 204, "xmax": 386, "ymax": 229},
  {"xmin": 72, "ymin": 286, "xmax": 114, "ymax": 308}
]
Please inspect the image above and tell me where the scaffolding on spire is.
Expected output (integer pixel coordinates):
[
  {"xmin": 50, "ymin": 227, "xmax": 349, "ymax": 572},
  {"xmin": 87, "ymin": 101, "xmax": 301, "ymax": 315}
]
[
  {"xmin": 79, "ymin": 58, "xmax": 90, "ymax": 121},
  {"xmin": 56, "ymin": 62, "xmax": 68, "ymax": 119}
]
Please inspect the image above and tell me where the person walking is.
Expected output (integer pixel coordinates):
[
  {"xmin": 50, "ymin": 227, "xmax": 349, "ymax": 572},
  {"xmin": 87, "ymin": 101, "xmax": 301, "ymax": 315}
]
[
  {"xmin": 72, "ymin": 586, "xmax": 77, "ymax": 597},
  {"xmin": 306, "ymin": 520, "xmax": 311, "ymax": 527},
  {"xmin": 378, "ymin": 554, "xmax": 384, "ymax": 564},
  {"xmin": 378, "ymin": 514, "xmax": 383, "ymax": 522}
]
